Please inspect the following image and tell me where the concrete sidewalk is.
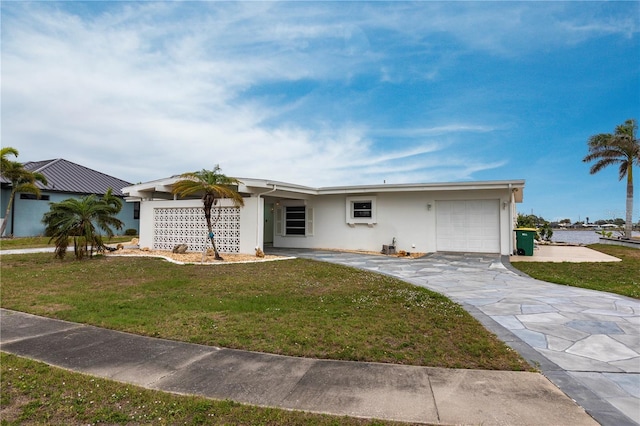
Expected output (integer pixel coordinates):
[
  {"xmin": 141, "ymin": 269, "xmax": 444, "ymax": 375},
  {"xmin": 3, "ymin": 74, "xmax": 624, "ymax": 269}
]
[
  {"xmin": 0, "ymin": 309, "xmax": 597, "ymax": 425},
  {"xmin": 510, "ymin": 244, "xmax": 622, "ymax": 262}
]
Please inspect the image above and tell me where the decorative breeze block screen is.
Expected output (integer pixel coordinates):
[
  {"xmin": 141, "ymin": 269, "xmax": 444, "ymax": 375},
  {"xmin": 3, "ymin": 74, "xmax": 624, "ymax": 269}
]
[{"xmin": 153, "ymin": 207, "xmax": 241, "ymax": 253}]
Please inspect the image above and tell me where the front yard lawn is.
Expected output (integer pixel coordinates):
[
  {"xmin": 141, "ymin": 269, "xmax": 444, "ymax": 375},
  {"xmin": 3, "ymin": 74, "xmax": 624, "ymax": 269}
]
[{"xmin": 0, "ymin": 253, "xmax": 528, "ymax": 371}]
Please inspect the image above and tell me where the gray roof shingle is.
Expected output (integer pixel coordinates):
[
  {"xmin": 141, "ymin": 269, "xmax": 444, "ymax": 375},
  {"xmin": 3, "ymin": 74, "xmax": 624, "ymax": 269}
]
[{"xmin": 1, "ymin": 159, "xmax": 132, "ymax": 197}]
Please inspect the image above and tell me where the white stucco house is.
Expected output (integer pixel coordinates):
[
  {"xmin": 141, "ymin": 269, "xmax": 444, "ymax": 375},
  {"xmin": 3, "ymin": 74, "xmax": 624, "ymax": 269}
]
[{"xmin": 122, "ymin": 177, "xmax": 525, "ymax": 256}]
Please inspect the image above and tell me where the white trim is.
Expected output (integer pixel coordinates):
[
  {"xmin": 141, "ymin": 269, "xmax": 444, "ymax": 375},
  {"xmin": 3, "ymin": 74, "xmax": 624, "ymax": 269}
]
[
  {"xmin": 345, "ymin": 196, "xmax": 377, "ymax": 225},
  {"xmin": 123, "ymin": 177, "xmax": 525, "ymax": 201},
  {"xmin": 306, "ymin": 207, "xmax": 314, "ymax": 236}
]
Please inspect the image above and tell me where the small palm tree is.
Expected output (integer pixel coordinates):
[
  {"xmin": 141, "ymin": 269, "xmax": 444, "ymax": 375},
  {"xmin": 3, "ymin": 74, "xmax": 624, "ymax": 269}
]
[
  {"xmin": 583, "ymin": 119, "xmax": 639, "ymax": 239},
  {"xmin": 172, "ymin": 165, "xmax": 244, "ymax": 260},
  {"xmin": 0, "ymin": 150, "xmax": 48, "ymax": 237},
  {"xmin": 42, "ymin": 188, "xmax": 124, "ymax": 260}
]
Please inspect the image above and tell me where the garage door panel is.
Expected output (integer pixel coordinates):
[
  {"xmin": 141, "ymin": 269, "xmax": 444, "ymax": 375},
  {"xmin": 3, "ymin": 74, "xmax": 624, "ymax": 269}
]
[{"xmin": 436, "ymin": 200, "xmax": 500, "ymax": 253}]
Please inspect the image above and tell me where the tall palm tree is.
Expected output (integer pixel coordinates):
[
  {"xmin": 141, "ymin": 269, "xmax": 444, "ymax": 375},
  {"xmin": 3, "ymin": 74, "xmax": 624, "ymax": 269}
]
[
  {"xmin": 171, "ymin": 165, "xmax": 244, "ymax": 260},
  {"xmin": 0, "ymin": 155, "xmax": 48, "ymax": 237},
  {"xmin": 583, "ymin": 119, "xmax": 639, "ymax": 238},
  {"xmin": 42, "ymin": 188, "xmax": 124, "ymax": 260}
]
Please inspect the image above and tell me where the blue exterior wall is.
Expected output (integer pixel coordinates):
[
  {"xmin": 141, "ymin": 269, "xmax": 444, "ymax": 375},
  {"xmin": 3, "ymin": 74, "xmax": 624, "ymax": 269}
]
[{"xmin": 1, "ymin": 190, "xmax": 139, "ymax": 237}]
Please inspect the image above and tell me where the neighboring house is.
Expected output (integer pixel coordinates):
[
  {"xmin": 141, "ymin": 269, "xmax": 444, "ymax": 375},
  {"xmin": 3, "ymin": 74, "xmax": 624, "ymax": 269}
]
[
  {"xmin": 0, "ymin": 159, "xmax": 139, "ymax": 237},
  {"xmin": 123, "ymin": 177, "xmax": 524, "ymax": 256}
]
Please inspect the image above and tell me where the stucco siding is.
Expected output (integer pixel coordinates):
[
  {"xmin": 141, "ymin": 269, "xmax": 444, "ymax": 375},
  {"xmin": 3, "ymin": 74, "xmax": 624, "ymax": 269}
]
[
  {"xmin": 272, "ymin": 188, "xmax": 515, "ymax": 255},
  {"xmin": 273, "ymin": 192, "xmax": 432, "ymax": 253}
]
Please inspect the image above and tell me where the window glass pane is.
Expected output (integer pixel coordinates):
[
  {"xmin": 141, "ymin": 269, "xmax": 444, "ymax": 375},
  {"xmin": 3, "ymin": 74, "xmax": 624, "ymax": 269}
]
[
  {"xmin": 286, "ymin": 220, "xmax": 305, "ymax": 227},
  {"xmin": 353, "ymin": 202, "xmax": 371, "ymax": 210},
  {"xmin": 353, "ymin": 210, "xmax": 372, "ymax": 218},
  {"xmin": 287, "ymin": 212, "xmax": 306, "ymax": 220},
  {"xmin": 20, "ymin": 194, "xmax": 49, "ymax": 200}
]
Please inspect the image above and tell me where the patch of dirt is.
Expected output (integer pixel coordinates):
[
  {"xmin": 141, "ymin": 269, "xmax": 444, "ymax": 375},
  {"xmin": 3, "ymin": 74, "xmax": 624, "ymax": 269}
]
[
  {"xmin": 104, "ymin": 240, "xmax": 426, "ymax": 263},
  {"xmin": 317, "ymin": 248, "xmax": 427, "ymax": 259},
  {"xmin": 106, "ymin": 248, "xmax": 286, "ymax": 264},
  {"xmin": 0, "ymin": 394, "xmax": 29, "ymax": 424}
]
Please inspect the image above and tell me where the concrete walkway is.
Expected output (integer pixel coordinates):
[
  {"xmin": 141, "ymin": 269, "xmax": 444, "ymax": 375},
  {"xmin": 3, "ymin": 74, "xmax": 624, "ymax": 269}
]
[
  {"xmin": 510, "ymin": 244, "xmax": 622, "ymax": 263},
  {"xmin": 266, "ymin": 248, "xmax": 640, "ymax": 426},
  {"xmin": 1, "ymin": 308, "xmax": 597, "ymax": 425}
]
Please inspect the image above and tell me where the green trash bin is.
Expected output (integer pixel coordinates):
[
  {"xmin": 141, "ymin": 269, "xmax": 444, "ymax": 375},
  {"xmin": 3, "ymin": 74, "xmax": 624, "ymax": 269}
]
[{"xmin": 514, "ymin": 228, "xmax": 536, "ymax": 256}]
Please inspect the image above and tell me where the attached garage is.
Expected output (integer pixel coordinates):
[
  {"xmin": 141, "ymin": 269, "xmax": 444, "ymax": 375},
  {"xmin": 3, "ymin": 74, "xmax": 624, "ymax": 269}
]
[{"xmin": 436, "ymin": 199, "xmax": 500, "ymax": 253}]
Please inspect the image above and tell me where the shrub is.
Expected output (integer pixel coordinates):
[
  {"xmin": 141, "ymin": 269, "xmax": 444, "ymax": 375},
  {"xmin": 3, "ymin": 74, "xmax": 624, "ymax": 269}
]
[{"xmin": 124, "ymin": 228, "xmax": 138, "ymax": 236}]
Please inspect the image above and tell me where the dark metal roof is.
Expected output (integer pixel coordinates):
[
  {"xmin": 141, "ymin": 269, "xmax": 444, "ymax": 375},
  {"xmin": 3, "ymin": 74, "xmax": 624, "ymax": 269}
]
[{"xmin": 1, "ymin": 158, "xmax": 132, "ymax": 197}]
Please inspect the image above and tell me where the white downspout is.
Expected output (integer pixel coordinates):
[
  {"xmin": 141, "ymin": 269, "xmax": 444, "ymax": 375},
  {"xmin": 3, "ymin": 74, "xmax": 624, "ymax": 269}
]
[
  {"xmin": 256, "ymin": 184, "xmax": 277, "ymax": 250},
  {"xmin": 509, "ymin": 184, "xmax": 516, "ymax": 255}
]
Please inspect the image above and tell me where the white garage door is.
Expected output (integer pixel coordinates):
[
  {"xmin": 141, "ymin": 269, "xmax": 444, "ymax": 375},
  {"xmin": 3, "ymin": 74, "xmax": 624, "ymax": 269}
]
[{"xmin": 436, "ymin": 200, "xmax": 500, "ymax": 253}]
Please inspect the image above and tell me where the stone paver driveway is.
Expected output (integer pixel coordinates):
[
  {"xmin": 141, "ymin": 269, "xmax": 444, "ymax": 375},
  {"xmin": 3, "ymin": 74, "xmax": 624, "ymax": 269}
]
[{"xmin": 268, "ymin": 248, "xmax": 640, "ymax": 426}]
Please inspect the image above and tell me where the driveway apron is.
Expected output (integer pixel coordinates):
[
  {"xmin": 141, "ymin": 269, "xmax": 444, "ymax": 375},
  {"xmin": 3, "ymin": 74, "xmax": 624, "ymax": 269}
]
[{"xmin": 268, "ymin": 248, "xmax": 640, "ymax": 426}]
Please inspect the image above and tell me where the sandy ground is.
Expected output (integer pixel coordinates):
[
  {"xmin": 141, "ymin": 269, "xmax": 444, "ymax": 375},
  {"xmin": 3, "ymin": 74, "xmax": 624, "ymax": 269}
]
[
  {"xmin": 105, "ymin": 242, "xmax": 425, "ymax": 264},
  {"xmin": 106, "ymin": 248, "xmax": 285, "ymax": 264}
]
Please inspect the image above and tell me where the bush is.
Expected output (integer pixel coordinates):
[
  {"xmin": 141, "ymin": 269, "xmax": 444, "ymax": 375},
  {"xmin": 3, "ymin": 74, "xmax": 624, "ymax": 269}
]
[{"xmin": 124, "ymin": 228, "xmax": 138, "ymax": 236}]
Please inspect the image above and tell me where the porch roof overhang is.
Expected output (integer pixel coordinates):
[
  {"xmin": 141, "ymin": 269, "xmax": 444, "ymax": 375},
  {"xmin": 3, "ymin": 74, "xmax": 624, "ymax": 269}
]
[
  {"xmin": 122, "ymin": 177, "xmax": 525, "ymax": 203},
  {"xmin": 316, "ymin": 180, "xmax": 525, "ymax": 202},
  {"xmin": 122, "ymin": 176, "xmax": 182, "ymax": 200}
]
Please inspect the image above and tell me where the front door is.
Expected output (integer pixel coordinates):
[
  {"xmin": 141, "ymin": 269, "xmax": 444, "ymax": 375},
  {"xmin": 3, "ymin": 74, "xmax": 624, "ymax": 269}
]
[{"xmin": 264, "ymin": 202, "xmax": 274, "ymax": 244}]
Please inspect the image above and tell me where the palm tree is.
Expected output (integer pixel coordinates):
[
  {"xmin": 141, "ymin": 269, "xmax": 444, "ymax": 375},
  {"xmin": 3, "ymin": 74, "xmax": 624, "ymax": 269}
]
[
  {"xmin": 42, "ymin": 188, "xmax": 124, "ymax": 260},
  {"xmin": 583, "ymin": 119, "xmax": 640, "ymax": 239},
  {"xmin": 171, "ymin": 165, "xmax": 244, "ymax": 260},
  {"xmin": 1, "ymin": 147, "xmax": 19, "ymax": 170},
  {"xmin": 0, "ymin": 153, "xmax": 48, "ymax": 237},
  {"xmin": 0, "ymin": 148, "xmax": 20, "ymax": 235}
]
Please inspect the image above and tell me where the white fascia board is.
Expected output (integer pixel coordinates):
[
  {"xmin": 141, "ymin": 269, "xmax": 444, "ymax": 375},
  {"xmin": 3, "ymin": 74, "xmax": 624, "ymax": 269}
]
[
  {"xmin": 122, "ymin": 177, "xmax": 182, "ymax": 201},
  {"xmin": 238, "ymin": 178, "xmax": 319, "ymax": 196},
  {"xmin": 122, "ymin": 176, "xmax": 180, "ymax": 194},
  {"xmin": 154, "ymin": 184, "xmax": 175, "ymax": 193},
  {"xmin": 318, "ymin": 179, "xmax": 526, "ymax": 195}
]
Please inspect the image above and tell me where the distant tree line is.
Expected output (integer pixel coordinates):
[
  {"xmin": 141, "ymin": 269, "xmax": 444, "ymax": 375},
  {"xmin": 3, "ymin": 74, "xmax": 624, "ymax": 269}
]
[{"xmin": 517, "ymin": 213, "xmax": 638, "ymax": 243}]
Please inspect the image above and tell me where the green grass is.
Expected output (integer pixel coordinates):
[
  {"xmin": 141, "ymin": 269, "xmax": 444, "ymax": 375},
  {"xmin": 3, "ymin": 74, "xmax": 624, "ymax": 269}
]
[
  {"xmin": 511, "ymin": 244, "xmax": 640, "ymax": 299},
  {"xmin": 1, "ymin": 353, "xmax": 416, "ymax": 426},
  {"xmin": 0, "ymin": 253, "xmax": 528, "ymax": 371},
  {"xmin": 0, "ymin": 236, "xmax": 133, "ymax": 250},
  {"xmin": 0, "ymin": 248, "xmax": 534, "ymax": 425}
]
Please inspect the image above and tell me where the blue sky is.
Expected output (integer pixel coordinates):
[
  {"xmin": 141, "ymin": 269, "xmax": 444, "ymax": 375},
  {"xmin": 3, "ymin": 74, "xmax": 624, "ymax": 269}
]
[{"xmin": 2, "ymin": 1, "xmax": 638, "ymax": 223}]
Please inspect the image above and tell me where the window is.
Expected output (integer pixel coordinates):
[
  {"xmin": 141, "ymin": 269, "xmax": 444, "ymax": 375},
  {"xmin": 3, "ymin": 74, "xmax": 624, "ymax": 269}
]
[
  {"xmin": 352, "ymin": 201, "xmax": 372, "ymax": 218},
  {"xmin": 346, "ymin": 196, "xmax": 376, "ymax": 225},
  {"xmin": 20, "ymin": 194, "xmax": 50, "ymax": 201},
  {"xmin": 133, "ymin": 202, "xmax": 140, "ymax": 220},
  {"xmin": 285, "ymin": 206, "xmax": 306, "ymax": 235},
  {"xmin": 275, "ymin": 203, "xmax": 313, "ymax": 236}
]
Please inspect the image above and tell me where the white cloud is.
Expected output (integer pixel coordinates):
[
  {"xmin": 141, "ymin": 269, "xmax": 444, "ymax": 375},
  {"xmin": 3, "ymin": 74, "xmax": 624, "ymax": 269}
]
[{"xmin": 2, "ymin": 1, "xmax": 635, "ymax": 190}]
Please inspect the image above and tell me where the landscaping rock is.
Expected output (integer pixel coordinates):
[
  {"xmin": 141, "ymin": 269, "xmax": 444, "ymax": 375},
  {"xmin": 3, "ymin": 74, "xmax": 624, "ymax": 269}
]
[{"xmin": 172, "ymin": 244, "xmax": 188, "ymax": 254}]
